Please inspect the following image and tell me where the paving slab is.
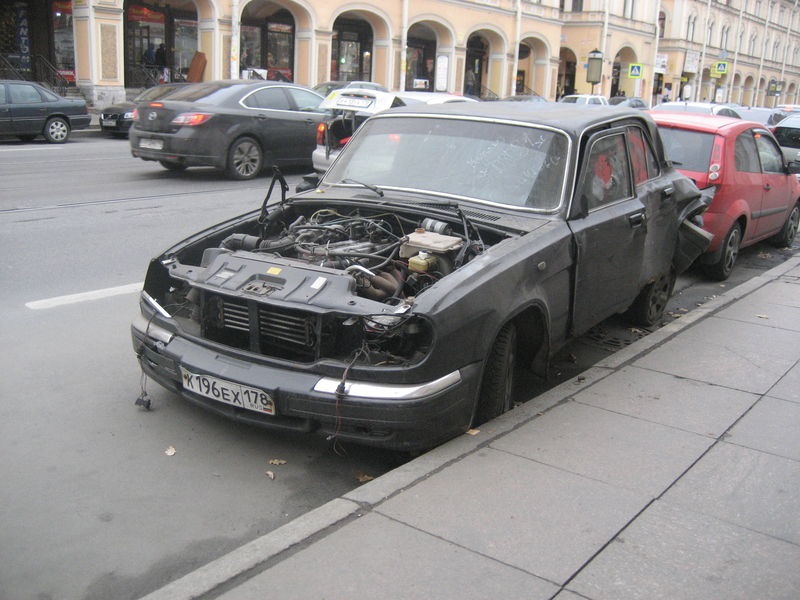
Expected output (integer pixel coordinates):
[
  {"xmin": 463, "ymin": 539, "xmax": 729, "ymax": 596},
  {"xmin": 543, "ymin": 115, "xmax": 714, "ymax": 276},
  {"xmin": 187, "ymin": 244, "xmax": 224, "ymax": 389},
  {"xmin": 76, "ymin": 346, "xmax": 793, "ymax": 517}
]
[
  {"xmin": 766, "ymin": 361, "xmax": 800, "ymax": 404},
  {"xmin": 376, "ymin": 447, "xmax": 650, "ymax": 584},
  {"xmin": 663, "ymin": 442, "xmax": 800, "ymax": 545},
  {"xmin": 712, "ymin": 279, "xmax": 800, "ymax": 330},
  {"xmin": 568, "ymin": 500, "xmax": 800, "ymax": 600},
  {"xmin": 633, "ymin": 317, "xmax": 799, "ymax": 394},
  {"xmin": 726, "ymin": 395, "xmax": 800, "ymax": 461},
  {"xmin": 491, "ymin": 400, "xmax": 714, "ymax": 497},
  {"xmin": 571, "ymin": 366, "xmax": 758, "ymax": 437},
  {"xmin": 217, "ymin": 512, "xmax": 559, "ymax": 600}
]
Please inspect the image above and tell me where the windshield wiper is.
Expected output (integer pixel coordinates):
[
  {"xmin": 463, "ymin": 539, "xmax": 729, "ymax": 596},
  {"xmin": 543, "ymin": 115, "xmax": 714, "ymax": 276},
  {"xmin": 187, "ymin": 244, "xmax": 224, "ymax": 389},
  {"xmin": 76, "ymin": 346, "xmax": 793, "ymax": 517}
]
[{"xmin": 341, "ymin": 178, "xmax": 384, "ymax": 198}]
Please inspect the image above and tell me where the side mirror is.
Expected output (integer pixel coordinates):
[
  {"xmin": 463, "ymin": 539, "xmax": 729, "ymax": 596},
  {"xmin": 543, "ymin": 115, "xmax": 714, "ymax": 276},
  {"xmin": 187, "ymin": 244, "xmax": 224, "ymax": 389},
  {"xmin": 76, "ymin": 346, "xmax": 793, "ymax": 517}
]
[{"xmin": 295, "ymin": 173, "xmax": 320, "ymax": 193}]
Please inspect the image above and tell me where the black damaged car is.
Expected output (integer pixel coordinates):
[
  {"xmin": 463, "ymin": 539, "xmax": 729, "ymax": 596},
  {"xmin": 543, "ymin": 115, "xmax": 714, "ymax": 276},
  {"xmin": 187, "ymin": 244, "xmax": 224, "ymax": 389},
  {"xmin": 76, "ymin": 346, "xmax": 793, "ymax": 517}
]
[{"xmin": 132, "ymin": 103, "xmax": 710, "ymax": 451}]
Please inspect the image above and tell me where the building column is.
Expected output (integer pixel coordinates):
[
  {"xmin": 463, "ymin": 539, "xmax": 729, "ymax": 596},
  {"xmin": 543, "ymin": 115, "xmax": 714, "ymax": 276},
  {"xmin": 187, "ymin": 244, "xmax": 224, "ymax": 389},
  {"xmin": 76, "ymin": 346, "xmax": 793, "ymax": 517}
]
[{"xmin": 73, "ymin": 0, "xmax": 126, "ymax": 107}]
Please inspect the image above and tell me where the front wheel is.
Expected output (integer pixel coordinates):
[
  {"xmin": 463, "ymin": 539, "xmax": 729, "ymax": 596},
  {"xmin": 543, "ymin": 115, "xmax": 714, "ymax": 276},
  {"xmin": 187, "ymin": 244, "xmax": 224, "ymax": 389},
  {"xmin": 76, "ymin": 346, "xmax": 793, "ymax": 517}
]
[
  {"xmin": 705, "ymin": 222, "xmax": 741, "ymax": 281},
  {"xmin": 226, "ymin": 137, "xmax": 263, "ymax": 180},
  {"xmin": 474, "ymin": 323, "xmax": 517, "ymax": 425},
  {"xmin": 43, "ymin": 117, "xmax": 70, "ymax": 143},
  {"xmin": 626, "ymin": 271, "xmax": 675, "ymax": 327},
  {"xmin": 769, "ymin": 204, "xmax": 799, "ymax": 248}
]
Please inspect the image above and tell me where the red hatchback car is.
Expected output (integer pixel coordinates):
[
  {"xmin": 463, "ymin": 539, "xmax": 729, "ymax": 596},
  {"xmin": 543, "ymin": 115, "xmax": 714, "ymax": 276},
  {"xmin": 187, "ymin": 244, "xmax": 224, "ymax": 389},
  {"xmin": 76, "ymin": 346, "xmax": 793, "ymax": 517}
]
[{"xmin": 653, "ymin": 112, "xmax": 800, "ymax": 279}]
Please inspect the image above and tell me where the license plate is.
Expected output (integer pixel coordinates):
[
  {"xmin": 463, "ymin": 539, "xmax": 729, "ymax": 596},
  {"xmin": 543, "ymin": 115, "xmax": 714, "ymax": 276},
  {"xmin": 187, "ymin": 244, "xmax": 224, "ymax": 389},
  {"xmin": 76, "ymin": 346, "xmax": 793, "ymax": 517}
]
[
  {"xmin": 180, "ymin": 368, "xmax": 275, "ymax": 415},
  {"xmin": 336, "ymin": 96, "xmax": 372, "ymax": 108},
  {"xmin": 101, "ymin": 118, "xmax": 117, "ymax": 126},
  {"xmin": 140, "ymin": 138, "xmax": 164, "ymax": 150}
]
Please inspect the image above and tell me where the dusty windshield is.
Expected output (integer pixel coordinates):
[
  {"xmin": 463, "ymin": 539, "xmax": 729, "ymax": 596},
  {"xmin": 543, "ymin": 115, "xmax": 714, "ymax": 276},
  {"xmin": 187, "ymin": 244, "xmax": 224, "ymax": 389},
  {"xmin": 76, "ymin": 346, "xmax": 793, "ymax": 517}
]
[{"xmin": 323, "ymin": 115, "xmax": 569, "ymax": 211}]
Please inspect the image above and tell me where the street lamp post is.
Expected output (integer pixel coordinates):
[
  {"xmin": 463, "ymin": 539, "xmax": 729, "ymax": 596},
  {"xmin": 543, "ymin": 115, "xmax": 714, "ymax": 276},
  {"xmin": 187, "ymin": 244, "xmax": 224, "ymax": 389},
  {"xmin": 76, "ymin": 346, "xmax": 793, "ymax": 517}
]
[{"xmin": 587, "ymin": 49, "xmax": 603, "ymax": 94}]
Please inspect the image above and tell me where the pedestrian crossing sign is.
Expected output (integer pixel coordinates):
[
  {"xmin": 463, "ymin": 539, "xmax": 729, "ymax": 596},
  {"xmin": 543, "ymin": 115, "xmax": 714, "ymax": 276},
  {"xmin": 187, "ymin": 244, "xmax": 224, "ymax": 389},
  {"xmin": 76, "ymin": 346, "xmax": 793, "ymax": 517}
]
[
  {"xmin": 712, "ymin": 62, "xmax": 729, "ymax": 77},
  {"xmin": 628, "ymin": 64, "xmax": 643, "ymax": 79}
]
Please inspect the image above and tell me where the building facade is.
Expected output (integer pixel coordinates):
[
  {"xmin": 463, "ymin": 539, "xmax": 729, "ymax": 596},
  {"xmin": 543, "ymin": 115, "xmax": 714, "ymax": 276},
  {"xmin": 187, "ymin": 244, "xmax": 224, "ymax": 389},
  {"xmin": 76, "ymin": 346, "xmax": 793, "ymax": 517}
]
[{"xmin": 1, "ymin": 0, "xmax": 798, "ymax": 109}]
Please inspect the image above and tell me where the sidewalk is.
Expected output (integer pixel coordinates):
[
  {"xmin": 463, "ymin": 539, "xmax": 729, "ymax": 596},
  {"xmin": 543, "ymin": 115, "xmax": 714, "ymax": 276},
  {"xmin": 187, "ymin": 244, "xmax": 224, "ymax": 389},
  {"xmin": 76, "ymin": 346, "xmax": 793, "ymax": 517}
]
[{"xmin": 142, "ymin": 257, "xmax": 800, "ymax": 600}]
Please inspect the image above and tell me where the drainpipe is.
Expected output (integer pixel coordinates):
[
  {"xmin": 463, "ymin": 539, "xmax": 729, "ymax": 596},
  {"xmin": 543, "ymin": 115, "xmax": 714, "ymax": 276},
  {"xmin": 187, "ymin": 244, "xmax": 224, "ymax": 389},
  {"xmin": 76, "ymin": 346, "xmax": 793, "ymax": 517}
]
[
  {"xmin": 728, "ymin": 0, "xmax": 745, "ymax": 103},
  {"xmin": 651, "ymin": 0, "xmax": 662, "ymax": 103},
  {"xmin": 756, "ymin": 0, "xmax": 774, "ymax": 106},
  {"xmin": 511, "ymin": 0, "xmax": 521, "ymax": 96},
  {"xmin": 399, "ymin": 0, "xmax": 408, "ymax": 92},
  {"xmin": 231, "ymin": 0, "xmax": 240, "ymax": 79},
  {"xmin": 778, "ymin": 0, "xmax": 798, "ymax": 104},
  {"xmin": 695, "ymin": 0, "xmax": 712, "ymax": 102},
  {"xmin": 601, "ymin": 0, "xmax": 609, "ymax": 95}
]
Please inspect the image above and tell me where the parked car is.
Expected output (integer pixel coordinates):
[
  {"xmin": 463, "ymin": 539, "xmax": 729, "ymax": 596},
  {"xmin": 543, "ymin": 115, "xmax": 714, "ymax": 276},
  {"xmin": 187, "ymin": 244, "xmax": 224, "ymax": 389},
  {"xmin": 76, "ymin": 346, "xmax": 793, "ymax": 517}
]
[
  {"xmin": 129, "ymin": 80, "xmax": 328, "ymax": 179},
  {"xmin": 558, "ymin": 94, "xmax": 608, "ymax": 105},
  {"xmin": 395, "ymin": 91, "xmax": 477, "ymax": 105},
  {"xmin": 132, "ymin": 103, "xmax": 710, "ymax": 451},
  {"xmin": 100, "ymin": 83, "xmax": 187, "ymax": 137},
  {"xmin": 312, "ymin": 80, "xmax": 389, "ymax": 97},
  {"xmin": 0, "ymin": 79, "xmax": 90, "ymax": 143},
  {"xmin": 651, "ymin": 101, "xmax": 743, "ymax": 118},
  {"xmin": 735, "ymin": 106, "xmax": 790, "ymax": 127},
  {"xmin": 771, "ymin": 113, "xmax": 800, "ymax": 163},
  {"xmin": 609, "ymin": 96, "xmax": 650, "ymax": 109},
  {"xmin": 653, "ymin": 112, "xmax": 800, "ymax": 280}
]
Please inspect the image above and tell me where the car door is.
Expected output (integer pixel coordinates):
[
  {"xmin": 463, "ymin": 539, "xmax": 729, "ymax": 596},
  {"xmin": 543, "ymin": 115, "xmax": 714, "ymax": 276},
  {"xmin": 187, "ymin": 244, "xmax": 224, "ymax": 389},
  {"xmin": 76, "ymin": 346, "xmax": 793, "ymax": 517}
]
[
  {"xmin": 568, "ymin": 129, "xmax": 647, "ymax": 335},
  {"xmin": 7, "ymin": 82, "xmax": 48, "ymax": 135},
  {"xmin": 284, "ymin": 87, "xmax": 327, "ymax": 159},
  {"xmin": 0, "ymin": 83, "xmax": 10, "ymax": 134},
  {"xmin": 753, "ymin": 128, "xmax": 794, "ymax": 236},
  {"xmin": 241, "ymin": 86, "xmax": 304, "ymax": 161},
  {"xmin": 731, "ymin": 129, "xmax": 767, "ymax": 244}
]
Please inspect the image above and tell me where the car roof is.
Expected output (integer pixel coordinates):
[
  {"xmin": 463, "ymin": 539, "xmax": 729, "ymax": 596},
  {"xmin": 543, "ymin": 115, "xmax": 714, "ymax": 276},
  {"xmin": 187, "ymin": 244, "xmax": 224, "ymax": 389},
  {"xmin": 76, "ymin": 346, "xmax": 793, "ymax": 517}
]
[
  {"xmin": 775, "ymin": 113, "xmax": 800, "ymax": 126},
  {"xmin": 375, "ymin": 101, "xmax": 652, "ymax": 140},
  {"xmin": 650, "ymin": 111, "xmax": 754, "ymax": 134}
]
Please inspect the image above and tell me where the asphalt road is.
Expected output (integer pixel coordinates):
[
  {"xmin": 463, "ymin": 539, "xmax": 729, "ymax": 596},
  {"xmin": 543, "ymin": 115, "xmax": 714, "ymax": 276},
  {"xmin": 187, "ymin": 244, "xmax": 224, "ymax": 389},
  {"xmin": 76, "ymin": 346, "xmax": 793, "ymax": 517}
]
[{"xmin": 0, "ymin": 132, "xmax": 796, "ymax": 600}]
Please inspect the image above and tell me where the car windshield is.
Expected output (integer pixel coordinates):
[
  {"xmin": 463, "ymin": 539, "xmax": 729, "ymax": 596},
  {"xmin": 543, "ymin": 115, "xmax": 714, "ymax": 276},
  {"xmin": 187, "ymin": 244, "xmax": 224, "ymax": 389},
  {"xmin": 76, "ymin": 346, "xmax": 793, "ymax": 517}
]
[
  {"xmin": 657, "ymin": 126, "xmax": 715, "ymax": 172},
  {"xmin": 323, "ymin": 115, "xmax": 569, "ymax": 211}
]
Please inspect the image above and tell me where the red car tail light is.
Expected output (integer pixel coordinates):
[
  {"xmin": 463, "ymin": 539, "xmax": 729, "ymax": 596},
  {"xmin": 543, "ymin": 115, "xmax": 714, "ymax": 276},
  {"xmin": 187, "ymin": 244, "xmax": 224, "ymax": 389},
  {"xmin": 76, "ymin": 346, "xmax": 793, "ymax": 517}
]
[
  {"xmin": 316, "ymin": 122, "xmax": 327, "ymax": 145},
  {"xmin": 171, "ymin": 112, "xmax": 213, "ymax": 126},
  {"xmin": 708, "ymin": 135, "xmax": 725, "ymax": 182},
  {"xmin": 131, "ymin": 108, "xmax": 139, "ymax": 122}
]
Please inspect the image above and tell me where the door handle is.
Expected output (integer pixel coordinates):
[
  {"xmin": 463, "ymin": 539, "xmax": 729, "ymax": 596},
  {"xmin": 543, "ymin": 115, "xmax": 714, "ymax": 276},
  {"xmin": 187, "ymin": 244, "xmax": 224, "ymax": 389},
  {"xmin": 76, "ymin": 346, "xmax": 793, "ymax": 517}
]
[
  {"xmin": 764, "ymin": 183, "xmax": 772, "ymax": 191},
  {"xmin": 628, "ymin": 212, "xmax": 646, "ymax": 228}
]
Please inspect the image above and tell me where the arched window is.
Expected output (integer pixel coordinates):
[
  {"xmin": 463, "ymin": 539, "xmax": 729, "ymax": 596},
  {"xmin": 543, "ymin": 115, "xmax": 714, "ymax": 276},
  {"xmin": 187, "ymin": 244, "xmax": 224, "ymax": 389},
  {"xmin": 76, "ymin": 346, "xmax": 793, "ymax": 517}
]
[
  {"xmin": 658, "ymin": 11, "xmax": 666, "ymax": 39},
  {"xmin": 687, "ymin": 15, "xmax": 696, "ymax": 42},
  {"xmin": 720, "ymin": 25, "xmax": 729, "ymax": 51},
  {"xmin": 749, "ymin": 34, "xmax": 757, "ymax": 57}
]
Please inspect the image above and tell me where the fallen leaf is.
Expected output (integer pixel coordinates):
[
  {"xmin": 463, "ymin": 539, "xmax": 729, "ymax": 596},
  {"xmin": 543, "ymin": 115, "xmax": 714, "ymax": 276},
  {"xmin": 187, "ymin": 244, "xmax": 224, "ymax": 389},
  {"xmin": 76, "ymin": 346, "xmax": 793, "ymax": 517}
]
[
  {"xmin": 265, "ymin": 470, "xmax": 275, "ymax": 480},
  {"xmin": 356, "ymin": 472, "xmax": 374, "ymax": 483},
  {"xmin": 756, "ymin": 314, "xmax": 769, "ymax": 319},
  {"xmin": 466, "ymin": 428, "xmax": 480, "ymax": 436},
  {"xmin": 269, "ymin": 458, "xmax": 287, "ymax": 465},
  {"xmin": 165, "ymin": 446, "xmax": 176, "ymax": 456}
]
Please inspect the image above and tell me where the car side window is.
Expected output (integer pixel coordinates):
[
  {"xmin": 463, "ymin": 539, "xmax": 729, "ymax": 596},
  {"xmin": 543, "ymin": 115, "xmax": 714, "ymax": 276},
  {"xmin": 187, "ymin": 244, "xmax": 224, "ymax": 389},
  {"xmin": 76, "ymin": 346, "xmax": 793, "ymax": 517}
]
[
  {"xmin": 9, "ymin": 84, "xmax": 43, "ymax": 104},
  {"xmin": 580, "ymin": 133, "xmax": 632, "ymax": 210},
  {"xmin": 735, "ymin": 133, "xmax": 760, "ymax": 173},
  {"xmin": 627, "ymin": 126, "xmax": 659, "ymax": 185},
  {"xmin": 243, "ymin": 87, "xmax": 291, "ymax": 110},
  {"xmin": 285, "ymin": 88, "xmax": 323, "ymax": 112},
  {"xmin": 754, "ymin": 131, "xmax": 785, "ymax": 173},
  {"xmin": 0, "ymin": 85, "xmax": 6, "ymax": 104}
]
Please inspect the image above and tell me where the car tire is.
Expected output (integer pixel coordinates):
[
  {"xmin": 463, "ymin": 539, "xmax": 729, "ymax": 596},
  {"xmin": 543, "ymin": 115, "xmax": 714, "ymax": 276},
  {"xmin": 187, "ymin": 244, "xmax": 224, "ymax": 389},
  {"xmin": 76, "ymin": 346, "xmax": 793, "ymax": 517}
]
[
  {"xmin": 43, "ymin": 117, "xmax": 70, "ymax": 143},
  {"xmin": 625, "ymin": 270, "xmax": 675, "ymax": 327},
  {"xmin": 474, "ymin": 322, "xmax": 516, "ymax": 425},
  {"xmin": 226, "ymin": 137, "xmax": 263, "ymax": 180},
  {"xmin": 769, "ymin": 203, "xmax": 799, "ymax": 248},
  {"xmin": 705, "ymin": 222, "xmax": 742, "ymax": 281},
  {"xmin": 159, "ymin": 160, "xmax": 187, "ymax": 172}
]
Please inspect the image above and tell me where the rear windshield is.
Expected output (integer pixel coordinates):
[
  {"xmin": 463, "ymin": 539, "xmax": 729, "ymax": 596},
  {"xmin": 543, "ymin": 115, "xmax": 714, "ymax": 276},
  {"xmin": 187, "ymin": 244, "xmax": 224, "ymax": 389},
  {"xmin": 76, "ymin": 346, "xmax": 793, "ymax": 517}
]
[
  {"xmin": 155, "ymin": 82, "xmax": 241, "ymax": 104},
  {"xmin": 657, "ymin": 126, "xmax": 715, "ymax": 172}
]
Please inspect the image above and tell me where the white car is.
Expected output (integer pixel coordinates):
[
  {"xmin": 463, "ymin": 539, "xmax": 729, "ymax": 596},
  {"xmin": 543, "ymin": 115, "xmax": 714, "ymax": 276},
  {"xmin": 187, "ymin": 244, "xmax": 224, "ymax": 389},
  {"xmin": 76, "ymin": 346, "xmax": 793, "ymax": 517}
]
[
  {"xmin": 558, "ymin": 94, "xmax": 609, "ymax": 105},
  {"xmin": 310, "ymin": 89, "xmax": 477, "ymax": 177}
]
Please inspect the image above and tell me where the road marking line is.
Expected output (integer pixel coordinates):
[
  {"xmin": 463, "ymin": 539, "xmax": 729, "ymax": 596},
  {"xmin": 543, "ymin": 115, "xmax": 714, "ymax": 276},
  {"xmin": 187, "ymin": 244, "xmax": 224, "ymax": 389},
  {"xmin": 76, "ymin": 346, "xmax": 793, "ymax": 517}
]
[{"xmin": 26, "ymin": 282, "xmax": 143, "ymax": 310}]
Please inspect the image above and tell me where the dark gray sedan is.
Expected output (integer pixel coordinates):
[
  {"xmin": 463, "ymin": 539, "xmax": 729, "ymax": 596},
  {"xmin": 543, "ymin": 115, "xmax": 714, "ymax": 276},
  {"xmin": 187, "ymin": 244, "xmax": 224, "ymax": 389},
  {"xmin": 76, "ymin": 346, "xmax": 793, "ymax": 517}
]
[
  {"xmin": 129, "ymin": 80, "xmax": 328, "ymax": 179},
  {"xmin": 0, "ymin": 79, "xmax": 90, "ymax": 143},
  {"xmin": 132, "ymin": 103, "xmax": 711, "ymax": 451}
]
